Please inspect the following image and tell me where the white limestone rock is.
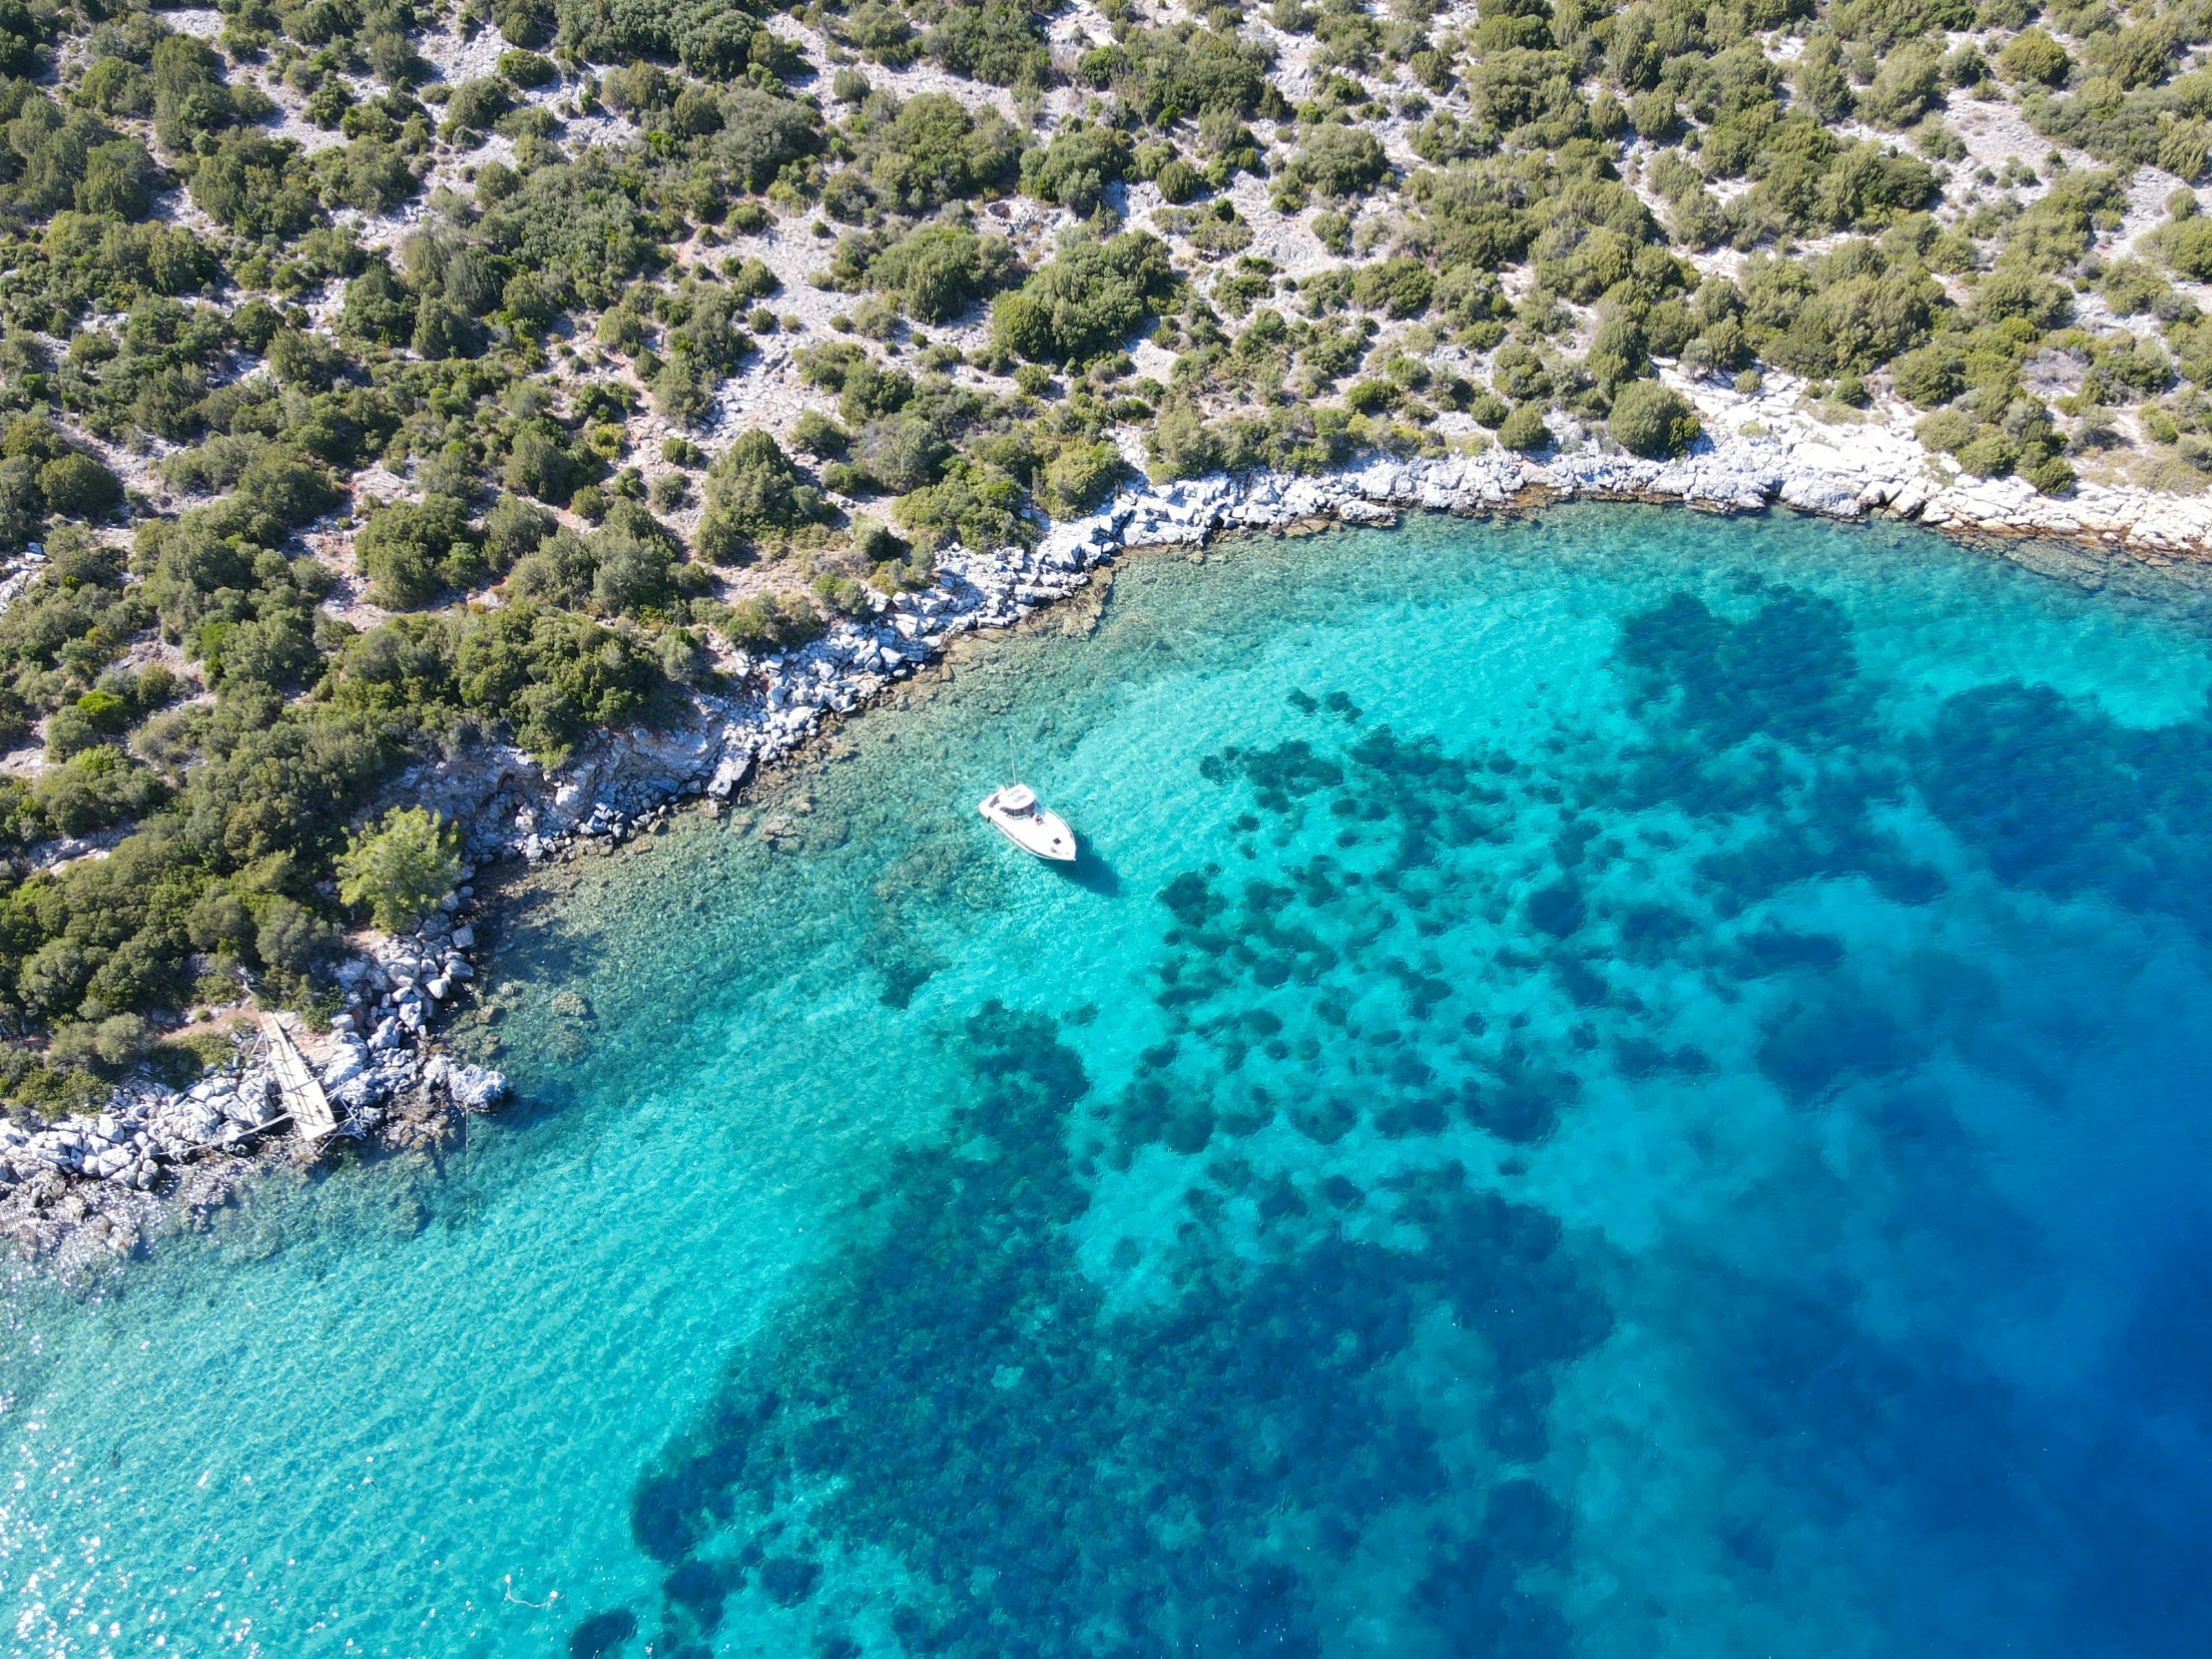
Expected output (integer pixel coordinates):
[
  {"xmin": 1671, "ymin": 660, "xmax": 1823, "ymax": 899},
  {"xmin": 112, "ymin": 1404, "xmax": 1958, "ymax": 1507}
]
[{"xmin": 449, "ymin": 1063, "xmax": 508, "ymax": 1112}]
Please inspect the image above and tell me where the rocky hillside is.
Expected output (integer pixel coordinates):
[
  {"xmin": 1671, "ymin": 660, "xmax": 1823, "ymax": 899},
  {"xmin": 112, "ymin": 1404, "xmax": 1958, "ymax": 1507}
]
[{"xmin": 0, "ymin": 0, "xmax": 2204, "ymax": 1109}]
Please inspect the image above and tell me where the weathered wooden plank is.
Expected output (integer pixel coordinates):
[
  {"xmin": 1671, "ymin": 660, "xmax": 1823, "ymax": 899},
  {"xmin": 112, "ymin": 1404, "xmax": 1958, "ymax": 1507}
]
[{"xmin": 259, "ymin": 1012, "xmax": 337, "ymax": 1143}]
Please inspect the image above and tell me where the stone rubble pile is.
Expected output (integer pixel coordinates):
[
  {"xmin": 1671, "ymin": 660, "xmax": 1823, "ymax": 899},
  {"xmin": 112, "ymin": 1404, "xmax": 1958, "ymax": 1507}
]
[
  {"xmin": 0, "ymin": 1067, "xmax": 282, "ymax": 1192},
  {"xmin": 322, "ymin": 885, "xmax": 505, "ymax": 1118}
]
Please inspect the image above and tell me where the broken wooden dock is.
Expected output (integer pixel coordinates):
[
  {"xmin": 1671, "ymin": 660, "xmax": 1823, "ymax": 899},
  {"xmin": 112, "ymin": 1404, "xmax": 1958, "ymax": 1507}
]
[{"xmin": 258, "ymin": 1012, "xmax": 337, "ymax": 1142}]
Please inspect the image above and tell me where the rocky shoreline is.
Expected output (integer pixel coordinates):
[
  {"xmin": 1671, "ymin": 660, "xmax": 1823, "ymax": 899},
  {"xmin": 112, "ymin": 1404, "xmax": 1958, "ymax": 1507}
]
[
  {"xmin": 401, "ymin": 425, "xmax": 2212, "ymax": 874},
  {"xmin": 10, "ymin": 435, "xmax": 2209, "ymax": 1277}
]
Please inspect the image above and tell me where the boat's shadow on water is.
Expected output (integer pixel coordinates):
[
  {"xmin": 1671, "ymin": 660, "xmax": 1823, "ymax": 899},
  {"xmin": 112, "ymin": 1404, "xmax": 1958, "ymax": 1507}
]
[{"xmin": 1055, "ymin": 843, "xmax": 1122, "ymax": 896}]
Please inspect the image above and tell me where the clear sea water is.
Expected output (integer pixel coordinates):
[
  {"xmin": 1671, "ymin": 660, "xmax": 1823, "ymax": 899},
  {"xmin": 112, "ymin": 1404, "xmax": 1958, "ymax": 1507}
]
[{"xmin": 4, "ymin": 505, "xmax": 2212, "ymax": 1659}]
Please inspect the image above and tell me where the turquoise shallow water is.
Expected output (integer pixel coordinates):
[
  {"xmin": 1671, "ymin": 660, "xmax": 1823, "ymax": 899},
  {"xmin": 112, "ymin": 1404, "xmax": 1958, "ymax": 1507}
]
[{"xmin": 4, "ymin": 505, "xmax": 2212, "ymax": 1657}]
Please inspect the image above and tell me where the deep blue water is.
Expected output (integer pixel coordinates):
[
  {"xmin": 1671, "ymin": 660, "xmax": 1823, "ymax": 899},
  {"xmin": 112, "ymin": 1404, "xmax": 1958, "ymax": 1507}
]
[{"xmin": 2, "ymin": 505, "xmax": 2210, "ymax": 1658}]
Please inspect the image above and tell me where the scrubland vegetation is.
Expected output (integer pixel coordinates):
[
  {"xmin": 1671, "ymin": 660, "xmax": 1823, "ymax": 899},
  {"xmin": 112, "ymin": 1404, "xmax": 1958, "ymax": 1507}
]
[{"xmin": 0, "ymin": 0, "xmax": 2204, "ymax": 1104}]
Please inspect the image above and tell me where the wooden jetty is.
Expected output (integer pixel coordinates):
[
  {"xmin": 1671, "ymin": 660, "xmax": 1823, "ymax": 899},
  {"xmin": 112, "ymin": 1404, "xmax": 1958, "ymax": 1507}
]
[{"xmin": 258, "ymin": 1012, "xmax": 337, "ymax": 1142}]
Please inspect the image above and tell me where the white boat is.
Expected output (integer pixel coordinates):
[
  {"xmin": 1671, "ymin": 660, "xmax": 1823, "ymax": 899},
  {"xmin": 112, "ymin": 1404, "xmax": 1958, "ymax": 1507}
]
[{"xmin": 978, "ymin": 783, "xmax": 1077, "ymax": 861}]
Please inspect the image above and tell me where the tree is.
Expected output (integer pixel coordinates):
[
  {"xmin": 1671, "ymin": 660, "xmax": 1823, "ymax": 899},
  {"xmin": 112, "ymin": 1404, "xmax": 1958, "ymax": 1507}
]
[{"xmin": 337, "ymin": 806, "xmax": 463, "ymax": 932}]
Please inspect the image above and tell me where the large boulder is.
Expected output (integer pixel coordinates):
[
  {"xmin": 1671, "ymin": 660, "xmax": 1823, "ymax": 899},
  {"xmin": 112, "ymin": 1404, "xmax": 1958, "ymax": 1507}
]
[{"xmin": 449, "ymin": 1064, "xmax": 508, "ymax": 1112}]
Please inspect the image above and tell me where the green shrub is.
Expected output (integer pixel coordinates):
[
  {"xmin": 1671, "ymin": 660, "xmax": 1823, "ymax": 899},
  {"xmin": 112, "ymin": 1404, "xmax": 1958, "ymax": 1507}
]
[
  {"xmin": 720, "ymin": 591, "xmax": 825, "ymax": 653},
  {"xmin": 1497, "ymin": 402, "xmax": 1552, "ymax": 452},
  {"xmin": 1629, "ymin": 91, "xmax": 1680, "ymax": 143},
  {"xmin": 443, "ymin": 78, "xmax": 514, "ymax": 137},
  {"xmin": 1585, "ymin": 313, "xmax": 1648, "ymax": 389},
  {"xmin": 895, "ymin": 458, "xmax": 1028, "ymax": 551},
  {"xmin": 1345, "ymin": 378, "xmax": 1394, "ymax": 414},
  {"xmin": 451, "ymin": 604, "xmax": 658, "ymax": 764},
  {"xmin": 991, "ymin": 233, "xmax": 1176, "ymax": 366},
  {"xmin": 853, "ymin": 414, "xmax": 949, "ymax": 493},
  {"xmin": 867, "ymin": 225, "xmax": 1022, "ymax": 323},
  {"xmin": 696, "ymin": 431, "xmax": 827, "ymax": 562},
  {"xmin": 1608, "ymin": 379, "xmax": 1700, "ymax": 459},
  {"xmin": 341, "ymin": 264, "xmax": 415, "ymax": 344},
  {"xmin": 1037, "ymin": 441, "xmax": 1125, "ymax": 519},
  {"xmin": 35, "ymin": 453, "xmax": 123, "ymax": 519},
  {"xmin": 512, "ymin": 500, "xmax": 689, "ymax": 618},
  {"xmin": 1350, "ymin": 258, "xmax": 1434, "ymax": 318},
  {"xmin": 1954, "ymin": 426, "xmax": 2018, "ymax": 476},
  {"xmin": 1915, "ymin": 407, "xmax": 1975, "ymax": 452},
  {"xmin": 1891, "ymin": 343, "xmax": 1965, "ymax": 407},
  {"xmin": 1996, "ymin": 27, "xmax": 2070, "ymax": 89},
  {"xmin": 34, "ymin": 744, "xmax": 168, "ymax": 835},
  {"xmin": 926, "ymin": 0, "xmax": 1050, "ymax": 87},
  {"xmin": 1021, "ymin": 123, "xmax": 1133, "ymax": 216},
  {"xmin": 1077, "ymin": 25, "xmax": 1272, "ymax": 124},
  {"xmin": 315, "ymin": 136, "xmax": 416, "ymax": 215},
  {"xmin": 190, "ymin": 133, "xmax": 319, "ymax": 237},
  {"xmin": 1858, "ymin": 44, "xmax": 1943, "ymax": 130},
  {"xmin": 1292, "ymin": 126, "xmax": 1387, "ymax": 197},
  {"xmin": 474, "ymin": 153, "xmax": 659, "ymax": 308},
  {"xmin": 80, "ymin": 57, "xmax": 154, "ymax": 119},
  {"xmin": 484, "ymin": 492, "xmax": 556, "ymax": 567},
  {"xmin": 1973, "ymin": 268, "xmax": 2071, "ymax": 330},
  {"xmin": 500, "ymin": 50, "xmax": 559, "ymax": 88},
  {"xmin": 44, "ymin": 691, "xmax": 127, "ymax": 762},
  {"xmin": 47, "ymin": 1013, "xmax": 152, "ymax": 1077},
  {"xmin": 713, "ymin": 88, "xmax": 826, "ymax": 193},
  {"xmin": 505, "ymin": 421, "xmax": 585, "ymax": 505},
  {"xmin": 793, "ymin": 410, "xmax": 850, "ymax": 457},
  {"xmin": 829, "ymin": 92, "xmax": 1019, "ymax": 219},
  {"xmin": 152, "ymin": 34, "xmax": 268, "ymax": 153},
  {"xmin": 355, "ymin": 494, "xmax": 483, "ymax": 608},
  {"xmin": 2159, "ymin": 217, "xmax": 2212, "ymax": 280}
]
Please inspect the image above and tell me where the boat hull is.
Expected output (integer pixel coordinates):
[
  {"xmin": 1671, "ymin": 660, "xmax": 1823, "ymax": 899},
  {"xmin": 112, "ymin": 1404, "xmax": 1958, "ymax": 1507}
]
[{"xmin": 978, "ymin": 795, "xmax": 1078, "ymax": 860}]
